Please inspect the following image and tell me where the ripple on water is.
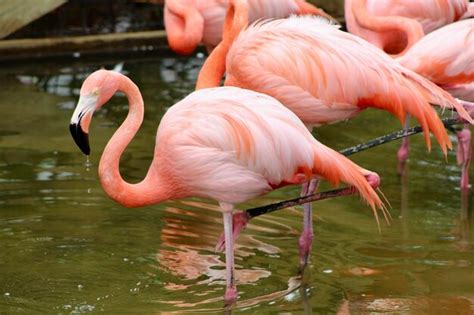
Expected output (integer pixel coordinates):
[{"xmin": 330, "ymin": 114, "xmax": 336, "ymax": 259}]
[{"xmin": 0, "ymin": 272, "xmax": 78, "ymax": 313}]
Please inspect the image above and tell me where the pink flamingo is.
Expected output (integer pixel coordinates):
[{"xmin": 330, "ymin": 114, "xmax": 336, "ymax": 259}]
[
  {"xmin": 345, "ymin": 0, "xmax": 473, "ymax": 174},
  {"xmin": 164, "ymin": 0, "xmax": 334, "ymax": 55},
  {"xmin": 196, "ymin": 11, "xmax": 472, "ymax": 257},
  {"xmin": 345, "ymin": 0, "xmax": 474, "ymax": 56},
  {"xmin": 69, "ymin": 70, "xmax": 384, "ymax": 304},
  {"xmin": 397, "ymin": 19, "xmax": 474, "ymax": 189}
]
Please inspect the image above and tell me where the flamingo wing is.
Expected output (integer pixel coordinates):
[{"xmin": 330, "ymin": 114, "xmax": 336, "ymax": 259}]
[
  {"xmin": 398, "ymin": 19, "xmax": 474, "ymax": 86},
  {"xmin": 225, "ymin": 16, "xmax": 471, "ymax": 153}
]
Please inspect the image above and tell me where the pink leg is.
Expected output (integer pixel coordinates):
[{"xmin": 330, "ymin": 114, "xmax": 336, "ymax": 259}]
[
  {"xmin": 215, "ymin": 211, "xmax": 249, "ymax": 252},
  {"xmin": 299, "ymin": 179, "xmax": 319, "ymax": 273},
  {"xmin": 366, "ymin": 172, "xmax": 381, "ymax": 188},
  {"xmin": 221, "ymin": 203, "xmax": 238, "ymax": 305},
  {"xmin": 397, "ymin": 115, "xmax": 411, "ymax": 175},
  {"xmin": 456, "ymin": 125, "xmax": 472, "ymax": 191}
]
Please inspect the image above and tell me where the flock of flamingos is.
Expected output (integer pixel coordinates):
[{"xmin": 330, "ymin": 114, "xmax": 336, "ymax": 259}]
[{"xmin": 68, "ymin": 0, "xmax": 474, "ymax": 306}]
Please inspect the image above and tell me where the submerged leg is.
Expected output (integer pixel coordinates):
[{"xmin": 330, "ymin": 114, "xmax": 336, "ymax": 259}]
[
  {"xmin": 215, "ymin": 211, "xmax": 249, "ymax": 252},
  {"xmin": 397, "ymin": 115, "xmax": 411, "ymax": 175},
  {"xmin": 221, "ymin": 202, "xmax": 238, "ymax": 305},
  {"xmin": 456, "ymin": 125, "xmax": 472, "ymax": 190},
  {"xmin": 299, "ymin": 179, "xmax": 319, "ymax": 273}
]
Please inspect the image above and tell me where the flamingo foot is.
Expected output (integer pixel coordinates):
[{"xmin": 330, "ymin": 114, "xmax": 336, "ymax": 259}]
[
  {"xmin": 224, "ymin": 285, "xmax": 238, "ymax": 305},
  {"xmin": 397, "ymin": 137, "xmax": 410, "ymax": 176},
  {"xmin": 298, "ymin": 228, "xmax": 314, "ymax": 274},
  {"xmin": 216, "ymin": 212, "xmax": 249, "ymax": 252},
  {"xmin": 366, "ymin": 172, "xmax": 381, "ymax": 189},
  {"xmin": 456, "ymin": 126, "xmax": 472, "ymax": 191}
]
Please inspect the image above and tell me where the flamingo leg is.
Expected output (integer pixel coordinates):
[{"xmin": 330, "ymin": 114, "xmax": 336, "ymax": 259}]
[
  {"xmin": 215, "ymin": 211, "xmax": 249, "ymax": 253},
  {"xmin": 299, "ymin": 179, "xmax": 319, "ymax": 273},
  {"xmin": 456, "ymin": 125, "xmax": 472, "ymax": 190},
  {"xmin": 221, "ymin": 202, "xmax": 238, "ymax": 305},
  {"xmin": 397, "ymin": 114, "xmax": 411, "ymax": 175}
]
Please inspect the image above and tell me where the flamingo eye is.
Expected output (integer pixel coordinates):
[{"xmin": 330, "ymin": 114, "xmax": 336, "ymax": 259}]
[{"xmin": 91, "ymin": 88, "xmax": 100, "ymax": 96}]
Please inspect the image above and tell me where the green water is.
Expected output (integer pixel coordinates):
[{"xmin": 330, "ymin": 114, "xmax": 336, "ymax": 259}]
[{"xmin": 0, "ymin": 56, "xmax": 473, "ymax": 314}]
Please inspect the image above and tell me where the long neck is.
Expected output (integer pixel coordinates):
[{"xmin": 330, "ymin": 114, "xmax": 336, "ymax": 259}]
[
  {"xmin": 351, "ymin": 0, "xmax": 424, "ymax": 56},
  {"xmin": 195, "ymin": 0, "xmax": 248, "ymax": 89},
  {"xmin": 164, "ymin": 0, "xmax": 204, "ymax": 55},
  {"xmin": 98, "ymin": 76, "xmax": 172, "ymax": 208}
]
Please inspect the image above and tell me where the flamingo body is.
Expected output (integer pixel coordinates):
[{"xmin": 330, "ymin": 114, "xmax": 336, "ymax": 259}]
[
  {"xmin": 157, "ymin": 87, "xmax": 380, "ymax": 204},
  {"xmin": 164, "ymin": 0, "xmax": 332, "ymax": 55}
]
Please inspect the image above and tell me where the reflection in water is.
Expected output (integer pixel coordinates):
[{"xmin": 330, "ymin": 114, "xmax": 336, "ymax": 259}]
[
  {"xmin": 452, "ymin": 190, "xmax": 471, "ymax": 252},
  {"xmin": 399, "ymin": 165, "xmax": 410, "ymax": 240},
  {"xmin": 336, "ymin": 298, "xmax": 350, "ymax": 315},
  {"xmin": 159, "ymin": 277, "xmax": 303, "ymax": 314}
]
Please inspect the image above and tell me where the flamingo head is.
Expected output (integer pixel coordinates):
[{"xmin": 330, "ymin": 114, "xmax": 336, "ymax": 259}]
[{"xmin": 69, "ymin": 70, "xmax": 121, "ymax": 155}]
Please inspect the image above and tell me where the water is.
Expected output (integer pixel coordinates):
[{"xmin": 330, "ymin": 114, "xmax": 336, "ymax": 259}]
[{"xmin": 0, "ymin": 55, "xmax": 473, "ymax": 314}]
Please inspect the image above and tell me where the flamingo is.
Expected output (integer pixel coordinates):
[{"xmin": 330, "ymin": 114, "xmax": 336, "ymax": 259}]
[
  {"xmin": 345, "ymin": 0, "xmax": 473, "ymax": 173},
  {"xmin": 69, "ymin": 69, "xmax": 384, "ymax": 304},
  {"xmin": 345, "ymin": 0, "xmax": 474, "ymax": 56},
  {"xmin": 164, "ymin": 0, "xmax": 334, "ymax": 55},
  {"xmin": 196, "ymin": 10, "xmax": 473, "ymax": 258},
  {"xmin": 397, "ymin": 19, "xmax": 474, "ymax": 189}
]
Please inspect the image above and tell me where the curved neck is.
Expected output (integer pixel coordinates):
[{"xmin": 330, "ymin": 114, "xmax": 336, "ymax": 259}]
[
  {"xmin": 196, "ymin": 0, "xmax": 248, "ymax": 89},
  {"xmin": 164, "ymin": 0, "xmax": 204, "ymax": 55},
  {"xmin": 351, "ymin": 0, "xmax": 424, "ymax": 56},
  {"xmin": 98, "ymin": 75, "xmax": 172, "ymax": 208}
]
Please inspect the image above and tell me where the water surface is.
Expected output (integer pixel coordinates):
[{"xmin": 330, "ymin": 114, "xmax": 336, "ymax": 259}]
[{"xmin": 0, "ymin": 55, "xmax": 473, "ymax": 313}]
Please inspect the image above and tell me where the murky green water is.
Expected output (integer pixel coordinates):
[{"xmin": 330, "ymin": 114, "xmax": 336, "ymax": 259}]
[{"xmin": 0, "ymin": 55, "xmax": 473, "ymax": 314}]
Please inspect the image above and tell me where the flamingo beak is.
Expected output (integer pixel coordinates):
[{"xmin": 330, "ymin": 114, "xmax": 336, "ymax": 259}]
[{"xmin": 69, "ymin": 93, "xmax": 98, "ymax": 155}]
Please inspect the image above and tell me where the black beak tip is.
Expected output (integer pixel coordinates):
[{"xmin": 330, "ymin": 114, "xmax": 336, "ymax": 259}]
[{"xmin": 69, "ymin": 123, "xmax": 90, "ymax": 155}]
